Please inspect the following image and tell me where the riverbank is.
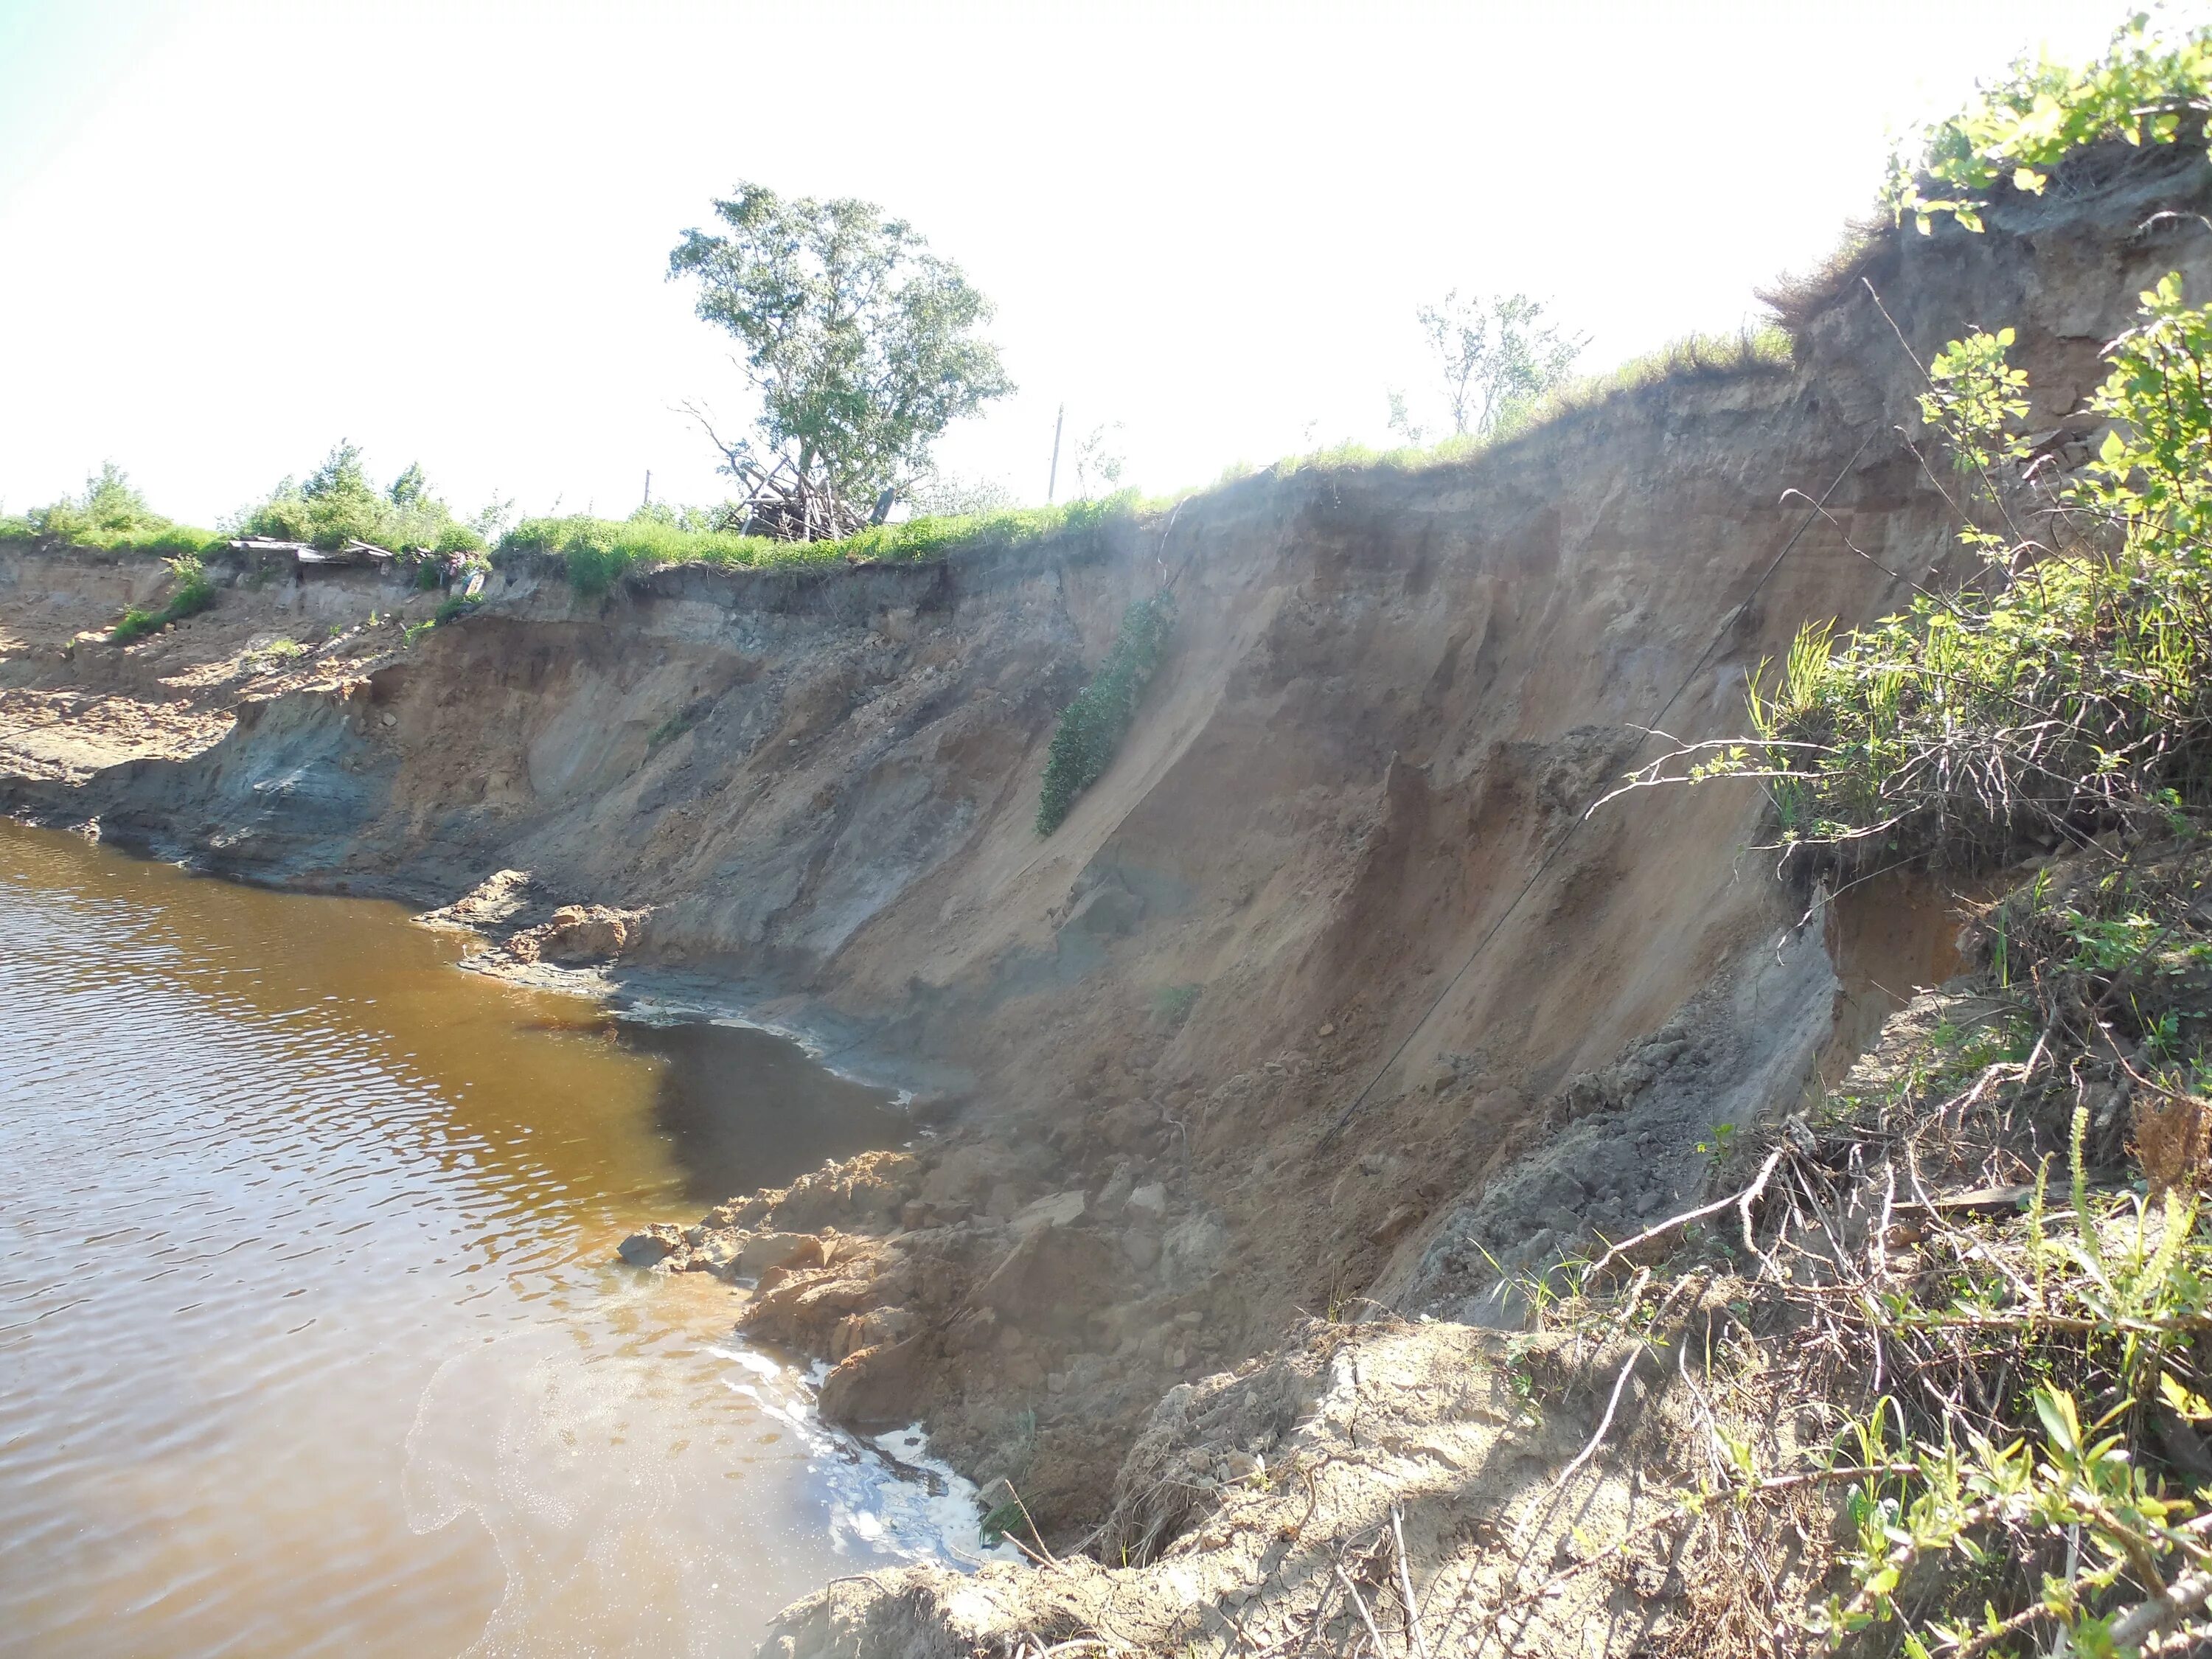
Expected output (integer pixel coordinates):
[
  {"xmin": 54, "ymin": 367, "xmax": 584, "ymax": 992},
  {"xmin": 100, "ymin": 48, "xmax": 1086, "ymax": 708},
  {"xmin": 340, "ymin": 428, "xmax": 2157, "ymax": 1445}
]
[{"xmin": 8, "ymin": 133, "xmax": 2210, "ymax": 1652}]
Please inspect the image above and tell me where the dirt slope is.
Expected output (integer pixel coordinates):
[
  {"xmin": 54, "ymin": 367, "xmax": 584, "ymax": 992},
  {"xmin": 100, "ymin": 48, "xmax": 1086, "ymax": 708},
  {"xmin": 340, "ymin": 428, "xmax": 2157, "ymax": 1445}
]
[{"xmin": 6, "ymin": 135, "xmax": 2209, "ymax": 1655}]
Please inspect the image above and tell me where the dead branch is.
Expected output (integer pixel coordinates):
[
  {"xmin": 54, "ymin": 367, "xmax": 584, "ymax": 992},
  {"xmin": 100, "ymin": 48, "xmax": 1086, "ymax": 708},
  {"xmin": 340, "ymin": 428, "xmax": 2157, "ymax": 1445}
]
[{"xmin": 1585, "ymin": 1150, "xmax": 1787, "ymax": 1279}]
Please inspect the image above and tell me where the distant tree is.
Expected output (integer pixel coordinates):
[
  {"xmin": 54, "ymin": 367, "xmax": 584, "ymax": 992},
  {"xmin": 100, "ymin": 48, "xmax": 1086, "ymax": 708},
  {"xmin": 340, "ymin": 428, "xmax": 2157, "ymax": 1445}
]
[
  {"xmin": 1071, "ymin": 421, "xmax": 1127, "ymax": 498},
  {"xmin": 668, "ymin": 183, "xmax": 1013, "ymax": 533},
  {"xmin": 1410, "ymin": 291, "xmax": 1585, "ymax": 440},
  {"xmin": 387, "ymin": 462, "xmax": 430, "ymax": 507},
  {"xmin": 906, "ymin": 468, "xmax": 1015, "ymax": 518},
  {"xmin": 243, "ymin": 442, "xmax": 483, "ymax": 554},
  {"xmin": 34, "ymin": 462, "xmax": 170, "ymax": 538}
]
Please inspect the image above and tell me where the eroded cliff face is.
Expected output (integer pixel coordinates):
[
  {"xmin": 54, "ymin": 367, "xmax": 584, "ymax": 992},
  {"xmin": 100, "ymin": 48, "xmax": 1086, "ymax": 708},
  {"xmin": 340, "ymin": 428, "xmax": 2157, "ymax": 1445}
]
[{"xmin": 6, "ymin": 134, "xmax": 2208, "ymax": 1655}]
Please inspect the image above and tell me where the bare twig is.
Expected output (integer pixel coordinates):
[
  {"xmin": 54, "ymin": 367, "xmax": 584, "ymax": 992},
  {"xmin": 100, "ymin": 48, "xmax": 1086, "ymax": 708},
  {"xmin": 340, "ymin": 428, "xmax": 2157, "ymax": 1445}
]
[
  {"xmin": 1389, "ymin": 1505, "xmax": 1431, "ymax": 1659},
  {"xmin": 1333, "ymin": 1563, "xmax": 1389, "ymax": 1657},
  {"xmin": 1585, "ymin": 1150, "xmax": 1787, "ymax": 1279},
  {"xmin": 1554, "ymin": 1347, "xmax": 1644, "ymax": 1490}
]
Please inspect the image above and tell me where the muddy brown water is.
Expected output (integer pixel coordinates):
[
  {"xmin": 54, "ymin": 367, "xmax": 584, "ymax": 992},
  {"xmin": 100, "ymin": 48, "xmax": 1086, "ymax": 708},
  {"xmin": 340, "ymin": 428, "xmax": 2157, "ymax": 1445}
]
[{"xmin": 0, "ymin": 821, "xmax": 998, "ymax": 1656}]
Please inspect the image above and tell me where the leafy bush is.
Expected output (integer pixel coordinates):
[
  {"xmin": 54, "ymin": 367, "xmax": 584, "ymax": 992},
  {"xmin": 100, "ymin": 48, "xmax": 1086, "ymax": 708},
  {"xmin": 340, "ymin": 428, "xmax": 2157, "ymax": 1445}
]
[
  {"xmin": 1035, "ymin": 591, "xmax": 1175, "ymax": 834},
  {"xmin": 110, "ymin": 553, "xmax": 214, "ymax": 643},
  {"xmin": 1888, "ymin": 15, "xmax": 2212, "ymax": 232},
  {"xmin": 1689, "ymin": 276, "xmax": 2212, "ymax": 879},
  {"xmin": 238, "ymin": 444, "xmax": 487, "ymax": 554},
  {"xmin": 502, "ymin": 492, "xmax": 1135, "ymax": 598}
]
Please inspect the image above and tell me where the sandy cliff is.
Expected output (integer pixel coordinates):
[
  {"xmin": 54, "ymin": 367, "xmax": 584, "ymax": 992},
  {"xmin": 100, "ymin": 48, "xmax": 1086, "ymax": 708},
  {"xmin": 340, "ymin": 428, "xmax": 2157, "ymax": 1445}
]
[{"xmin": 6, "ymin": 135, "xmax": 2207, "ymax": 1655}]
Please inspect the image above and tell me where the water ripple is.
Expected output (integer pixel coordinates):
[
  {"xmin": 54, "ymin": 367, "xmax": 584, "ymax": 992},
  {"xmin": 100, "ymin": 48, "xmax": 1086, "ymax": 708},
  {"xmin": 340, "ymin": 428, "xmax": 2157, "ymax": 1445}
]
[{"xmin": 0, "ymin": 824, "xmax": 984, "ymax": 1656}]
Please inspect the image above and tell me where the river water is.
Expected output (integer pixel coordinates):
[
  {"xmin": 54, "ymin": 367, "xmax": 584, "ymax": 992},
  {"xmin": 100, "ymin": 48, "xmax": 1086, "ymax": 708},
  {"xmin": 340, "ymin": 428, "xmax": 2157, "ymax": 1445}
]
[{"xmin": 0, "ymin": 821, "xmax": 993, "ymax": 1656}]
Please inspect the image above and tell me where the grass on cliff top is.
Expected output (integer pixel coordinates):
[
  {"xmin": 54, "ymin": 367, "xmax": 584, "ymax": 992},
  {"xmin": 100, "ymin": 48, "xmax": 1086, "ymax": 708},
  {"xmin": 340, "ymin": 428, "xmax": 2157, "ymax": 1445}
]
[
  {"xmin": 1, "ymin": 519, "xmax": 227, "ymax": 558},
  {"xmin": 1248, "ymin": 324, "xmax": 1794, "ymax": 485},
  {"xmin": 501, "ymin": 491, "xmax": 1138, "ymax": 597}
]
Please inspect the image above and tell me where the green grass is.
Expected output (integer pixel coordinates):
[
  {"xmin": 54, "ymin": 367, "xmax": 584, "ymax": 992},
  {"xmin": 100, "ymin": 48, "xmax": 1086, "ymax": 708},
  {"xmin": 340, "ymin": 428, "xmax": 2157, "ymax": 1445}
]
[
  {"xmin": 3, "ymin": 519, "xmax": 234, "ymax": 560},
  {"xmin": 1, "ymin": 510, "xmax": 224, "ymax": 558},
  {"xmin": 3, "ymin": 463, "xmax": 226, "ymax": 560},
  {"xmin": 501, "ymin": 492, "xmax": 1138, "ymax": 599},
  {"xmin": 60, "ymin": 523, "xmax": 225, "ymax": 557}
]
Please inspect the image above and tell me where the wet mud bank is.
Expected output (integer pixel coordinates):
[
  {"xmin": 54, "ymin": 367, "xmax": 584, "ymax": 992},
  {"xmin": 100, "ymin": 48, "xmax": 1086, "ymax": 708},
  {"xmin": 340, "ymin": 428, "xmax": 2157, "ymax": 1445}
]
[{"xmin": 7, "ymin": 139, "xmax": 2211, "ymax": 1655}]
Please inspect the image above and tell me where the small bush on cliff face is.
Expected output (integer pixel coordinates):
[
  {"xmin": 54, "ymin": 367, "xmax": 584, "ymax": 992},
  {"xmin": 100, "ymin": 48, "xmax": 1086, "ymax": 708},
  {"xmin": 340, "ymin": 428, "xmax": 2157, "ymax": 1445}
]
[
  {"xmin": 1035, "ymin": 591, "xmax": 1175, "ymax": 835},
  {"xmin": 1686, "ymin": 276, "xmax": 2212, "ymax": 881},
  {"xmin": 110, "ymin": 554, "xmax": 214, "ymax": 643}
]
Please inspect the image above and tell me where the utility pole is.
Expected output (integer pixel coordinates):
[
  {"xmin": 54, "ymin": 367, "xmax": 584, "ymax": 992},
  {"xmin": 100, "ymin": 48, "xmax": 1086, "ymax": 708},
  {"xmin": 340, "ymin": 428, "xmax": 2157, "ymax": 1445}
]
[
  {"xmin": 641, "ymin": 470, "xmax": 652, "ymax": 509},
  {"xmin": 1047, "ymin": 404, "xmax": 1065, "ymax": 504}
]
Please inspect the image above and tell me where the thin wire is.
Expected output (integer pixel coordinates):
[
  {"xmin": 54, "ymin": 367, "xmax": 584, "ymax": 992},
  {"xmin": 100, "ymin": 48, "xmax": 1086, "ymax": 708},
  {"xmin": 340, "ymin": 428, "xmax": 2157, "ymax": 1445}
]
[{"xmin": 1318, "ymin": 431, "xmax": 1876, "ymax": 1149}]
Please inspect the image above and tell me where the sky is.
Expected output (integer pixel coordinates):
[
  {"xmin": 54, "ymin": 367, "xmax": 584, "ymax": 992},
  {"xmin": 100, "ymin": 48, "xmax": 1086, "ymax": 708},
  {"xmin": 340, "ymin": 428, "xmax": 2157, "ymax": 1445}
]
[{"xmin": 0, "ymin": 0, "xmax": 2179, "ymax": 529}]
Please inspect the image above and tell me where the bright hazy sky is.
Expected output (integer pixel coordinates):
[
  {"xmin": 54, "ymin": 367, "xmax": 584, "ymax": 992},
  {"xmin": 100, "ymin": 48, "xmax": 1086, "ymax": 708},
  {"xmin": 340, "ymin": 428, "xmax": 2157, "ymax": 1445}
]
[{"xmin": 0, "ymin": 1, "xmax": 2176, "ymax": 528}]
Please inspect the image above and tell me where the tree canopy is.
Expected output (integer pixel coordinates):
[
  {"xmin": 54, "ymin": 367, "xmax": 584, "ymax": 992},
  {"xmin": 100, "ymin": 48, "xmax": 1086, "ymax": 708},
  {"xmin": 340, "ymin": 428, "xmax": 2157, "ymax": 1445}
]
[{"xmin": 667, "ymin": 184, "xmax": 1013, "ymax": 525}]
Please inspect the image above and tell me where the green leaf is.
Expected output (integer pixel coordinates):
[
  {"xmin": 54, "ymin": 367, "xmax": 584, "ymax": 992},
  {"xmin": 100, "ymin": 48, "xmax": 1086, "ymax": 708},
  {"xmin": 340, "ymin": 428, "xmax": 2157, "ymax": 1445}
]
[{"xmin": 2035, "ymin": 1387, "xmax": 2082, "ymax": 1455}]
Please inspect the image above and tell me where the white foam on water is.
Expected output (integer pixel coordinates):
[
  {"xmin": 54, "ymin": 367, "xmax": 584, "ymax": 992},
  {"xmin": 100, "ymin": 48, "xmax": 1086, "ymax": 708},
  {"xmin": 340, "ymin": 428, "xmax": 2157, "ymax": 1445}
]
[
  {"xmin": 404, "ymin": 1325, "xmax": 1013, "ymax": 1657},
  {"xmin": 704, "ymin": 1341, "xmax": 1020, "ymax": 1571}
]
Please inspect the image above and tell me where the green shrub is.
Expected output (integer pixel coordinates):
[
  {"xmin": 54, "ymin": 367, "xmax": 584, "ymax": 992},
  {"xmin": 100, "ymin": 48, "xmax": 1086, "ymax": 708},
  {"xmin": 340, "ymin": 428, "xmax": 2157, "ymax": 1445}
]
[
  {"xmin": 109, "ymin": 553, "xmax": 214, "ymax": 643},
  {"xmin": 1646, "ymin": 262, "xmax": 2212, "ymax": 1658},
  {"xmin": 7, "ymin": 464, "xmax": 225, "ymax": 557},
  {"xmin": 1152, "ymin": 983, "xmax": 1201, "ymax": 1028},
  {"xmin": 1036, "ymin": 591, "xmax": 1176, "ymax": 834},
  {"xmin": 647, "ymin": 706, "xmax": 699, "ymax": 751},
  {"xmin": 1889, "ymin": 15, "xmax": 2212, "ymax": 232},
  {"xmin": 1692, "ymin": 276, "xmax": 2212, "ymax": 878},
  {"xmin": 433, "ymin": 594, "xmax": 475, "ymax": 625},
  {"xmin": 238, "ymin": 443, "xmax": 484, "ymax": 554}
]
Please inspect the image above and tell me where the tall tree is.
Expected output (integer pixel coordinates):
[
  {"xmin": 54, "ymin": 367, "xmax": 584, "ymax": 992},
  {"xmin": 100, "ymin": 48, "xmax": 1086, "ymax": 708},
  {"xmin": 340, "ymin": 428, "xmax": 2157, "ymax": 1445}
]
[{"xmin": 668, "ymin": 184, "xmax": 1013, "ymax": 532}]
